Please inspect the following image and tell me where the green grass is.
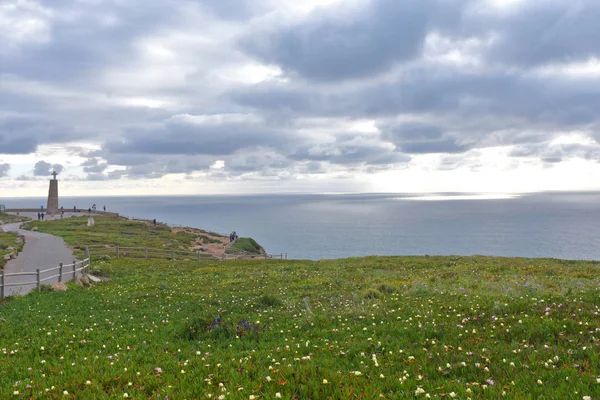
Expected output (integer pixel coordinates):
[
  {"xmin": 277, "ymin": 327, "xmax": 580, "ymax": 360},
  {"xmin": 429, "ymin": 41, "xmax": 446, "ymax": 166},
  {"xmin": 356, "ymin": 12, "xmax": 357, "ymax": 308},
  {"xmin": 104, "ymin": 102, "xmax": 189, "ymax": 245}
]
[
  {"xmin": 1, "ymin": 255, "xmax": 600, "ymax": 398},
  {"xmin": 0, "ymin": 214, "xmax": 30, "ymax": 224},
  {"xmin": 0, "ymin": 232, "xmax": 23, "ymax": 269},
  {"xmin": 226, "ymin": 237, "xmax": 265, "ymax": 255},
  {"xmin": 24, "ymin": 217, "xmax": 211, "ymax": 255}
]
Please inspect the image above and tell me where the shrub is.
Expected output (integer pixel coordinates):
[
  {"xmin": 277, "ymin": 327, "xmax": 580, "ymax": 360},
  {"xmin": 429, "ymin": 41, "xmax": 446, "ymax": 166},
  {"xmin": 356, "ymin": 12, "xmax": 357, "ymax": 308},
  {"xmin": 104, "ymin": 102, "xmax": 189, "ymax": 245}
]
[
  {"xmin": 39, "ymin": 284, "xmax": 53, "ymax": 293},
  {"xmin": 256, "ymin": 294, "xmax": 282, "ymax": 308},
  {"xmin": 362, "ymin": 288, "xmax": 382, "ymax": 299},
  {"xmin": 376, "ymin": 283, "xmax": 396, "ymax": 294},
  {"xmin": 90, "ymin": 263, "xmax": 112, "ymax": 277}
]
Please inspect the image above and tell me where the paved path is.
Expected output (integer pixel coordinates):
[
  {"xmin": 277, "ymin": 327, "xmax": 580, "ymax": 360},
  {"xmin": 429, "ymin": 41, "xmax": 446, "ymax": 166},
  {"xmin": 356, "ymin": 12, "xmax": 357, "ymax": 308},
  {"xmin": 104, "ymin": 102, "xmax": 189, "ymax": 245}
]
[{"xmin": 2, "ymin": 217, "xmax": 77, "ymax": 297}]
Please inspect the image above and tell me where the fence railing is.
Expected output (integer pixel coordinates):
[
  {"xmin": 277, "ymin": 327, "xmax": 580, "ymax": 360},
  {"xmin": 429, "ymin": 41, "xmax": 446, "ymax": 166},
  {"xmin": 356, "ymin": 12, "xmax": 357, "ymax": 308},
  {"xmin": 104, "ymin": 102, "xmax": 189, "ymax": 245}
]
[
  {"xmin": 0, "ymin": 258, "xmax": 91, "ymax": 298},
  {"xmin": 84, "ymin": 245, "xmax": 287, "ymax": 262}
]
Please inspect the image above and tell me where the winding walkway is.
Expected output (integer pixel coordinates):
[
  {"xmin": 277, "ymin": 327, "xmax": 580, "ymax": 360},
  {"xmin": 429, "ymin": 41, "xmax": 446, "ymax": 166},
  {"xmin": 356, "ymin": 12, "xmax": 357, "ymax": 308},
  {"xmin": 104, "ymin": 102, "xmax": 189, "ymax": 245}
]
[{"xmin": 2, "ymin": 218, "xmax": 76, "ymax": 296}]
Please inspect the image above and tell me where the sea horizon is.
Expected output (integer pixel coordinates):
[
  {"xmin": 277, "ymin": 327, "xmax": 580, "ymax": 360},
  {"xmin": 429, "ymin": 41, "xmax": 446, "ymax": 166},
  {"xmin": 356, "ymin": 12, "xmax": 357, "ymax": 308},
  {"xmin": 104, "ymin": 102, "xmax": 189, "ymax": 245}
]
[{"xmin": 2, "ymin": 191, "xmax": 600, "ymax": 261}]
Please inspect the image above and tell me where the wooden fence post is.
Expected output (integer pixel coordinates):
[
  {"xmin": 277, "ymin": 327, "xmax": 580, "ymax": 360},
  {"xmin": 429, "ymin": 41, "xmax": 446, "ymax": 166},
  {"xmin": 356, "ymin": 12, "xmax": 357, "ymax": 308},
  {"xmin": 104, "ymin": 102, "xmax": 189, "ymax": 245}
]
[
  {"xmin": 171, "ymin": 249, "xmax": 175, "ymax": 261},
  {"xmin": 116, "ymin": 245, "xmax": 120, "ymax": 259},
  {"xmin": 59, "ymin": 263, "xmax": 63, "ymax": 283},
  {"xmin": 36, "ymin": 269, "xmax": 41, "ymax": 292},
  {"xmin": 1, "ymin": 269, "xmax": 5, "ymax": 299},
  {"xmin": 85, "ymin": 246, "xmax": 90, "ymax": 260},
  {"xmin": 72, "ymin": 261, "xmax": 77, "ymax": 280}
]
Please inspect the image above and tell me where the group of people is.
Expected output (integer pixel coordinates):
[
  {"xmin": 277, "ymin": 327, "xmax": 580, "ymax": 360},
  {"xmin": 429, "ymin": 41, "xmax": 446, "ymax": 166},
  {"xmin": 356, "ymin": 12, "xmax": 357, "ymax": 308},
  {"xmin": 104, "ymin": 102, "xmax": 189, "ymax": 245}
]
[
  {"xmin": 70, "ymin": 204, "xmax": 106, "ymax": 214},
  {"xmin": 36, "ymin": 212, "xmax": 45, "ymax": 221},
  {"xmin": 229, "ymin": 231, "xmax": 238, "ymax": 243}
]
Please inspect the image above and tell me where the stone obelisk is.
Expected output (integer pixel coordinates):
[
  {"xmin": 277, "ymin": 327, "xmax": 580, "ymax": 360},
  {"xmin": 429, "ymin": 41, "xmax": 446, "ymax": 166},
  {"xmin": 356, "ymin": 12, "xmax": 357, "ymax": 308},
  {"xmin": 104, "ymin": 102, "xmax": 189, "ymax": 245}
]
[{"xmin": 46, "ymin": 171, "xmax": 59, "ymax": 215}]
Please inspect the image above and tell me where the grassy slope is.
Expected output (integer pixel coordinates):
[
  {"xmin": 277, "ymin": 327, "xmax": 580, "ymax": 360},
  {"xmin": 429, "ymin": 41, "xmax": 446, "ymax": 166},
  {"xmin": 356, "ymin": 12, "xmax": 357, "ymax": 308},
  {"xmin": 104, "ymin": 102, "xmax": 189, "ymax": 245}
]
[
  {"xmin": 0, "ymin": 214, "xmax": 30, "ymax": 224},
  {"xmin": 226, "ymin": 237, "xmax": 266, "ymax": 255},
  {"xmin": 0, "ymin": 232, "xmax": 22, "ymax": 268},
  {"xmin": 1, "ymin": 256, "xmax": 600, "ymax": 399},
  {"xmin": 25, "ymin": 217, "xmax": 206, "ymax": 253}
]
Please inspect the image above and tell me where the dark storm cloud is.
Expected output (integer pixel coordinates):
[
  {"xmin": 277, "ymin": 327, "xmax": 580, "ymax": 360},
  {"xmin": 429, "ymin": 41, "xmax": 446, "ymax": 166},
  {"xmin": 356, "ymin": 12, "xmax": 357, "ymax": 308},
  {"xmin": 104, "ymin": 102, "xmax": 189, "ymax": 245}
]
[
  {"xmin": 3, "ymin": 0, "xmax": 600, "ymax": 183},
  {"xmin": 479, "ymin": 0, "xmax": 600, "ymax": 67},
  {"xmin": 241, "ymin": 0, "xmax": 467, "ymax": 81},
  {"xmin": 234, "ymin": 69, "xmax": 600, "ymax": 127},
  {"xmin": 33, "ymin": 161, "xmax": 63, "ymax": 176},
  {"xmin": 81, "ymin": 158, "xmax": 108, "ymax": 174},
  {"xmin": 200, "ymin": 0, "xmax": 266, "ymax": 20},
  {"xmin": 105, "ymin": 114, "xmax": 304, "ymax": 156},
  {"xmin": 1, "ymin": 1, "xmax": 184, "ymax": 83},
  {"xmin": 0, "ymin": 116, "xmax": 81, "ymax": 154},
  {"xmin": 379, "ymin": 122, "xmax": 470, "ymax": 154},
  {"xmin": 0, "ymin": 163, "xmax": 10, "ymax": 177},
  {"xmin": 291, "ymin": 135, "xmax": 410, "ymax": 166}
]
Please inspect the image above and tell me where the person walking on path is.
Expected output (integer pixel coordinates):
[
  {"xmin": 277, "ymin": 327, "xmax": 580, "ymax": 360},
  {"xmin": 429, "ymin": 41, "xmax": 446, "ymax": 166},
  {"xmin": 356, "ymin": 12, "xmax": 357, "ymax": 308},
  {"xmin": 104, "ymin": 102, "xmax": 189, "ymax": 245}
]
[
  {"xmin": 37, "ymin": 212, "xmax": 41, "ymax": 221},
  {"xmin": 1, "ymin": 221, "xmax": 77, "ymax": 297},
  {"xmin": 41, "ymin": 213, "xmax": 45, "ymax": 221}
]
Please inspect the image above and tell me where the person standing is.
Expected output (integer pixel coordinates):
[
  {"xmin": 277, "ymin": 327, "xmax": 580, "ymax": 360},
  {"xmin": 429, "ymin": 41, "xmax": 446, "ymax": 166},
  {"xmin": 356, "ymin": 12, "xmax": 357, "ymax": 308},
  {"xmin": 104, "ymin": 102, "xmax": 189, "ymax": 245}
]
[{"xmin": 37, "ymin": 212, "xmax": 41, "ymax": 221}]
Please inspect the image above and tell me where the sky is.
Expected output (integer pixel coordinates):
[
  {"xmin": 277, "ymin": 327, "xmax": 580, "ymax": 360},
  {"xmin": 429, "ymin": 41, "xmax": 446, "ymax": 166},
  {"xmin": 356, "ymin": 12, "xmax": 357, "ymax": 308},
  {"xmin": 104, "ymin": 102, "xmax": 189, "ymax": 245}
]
[{"xmin": 1, "ymin": 0, "xmax": 600, "ymax": 197}]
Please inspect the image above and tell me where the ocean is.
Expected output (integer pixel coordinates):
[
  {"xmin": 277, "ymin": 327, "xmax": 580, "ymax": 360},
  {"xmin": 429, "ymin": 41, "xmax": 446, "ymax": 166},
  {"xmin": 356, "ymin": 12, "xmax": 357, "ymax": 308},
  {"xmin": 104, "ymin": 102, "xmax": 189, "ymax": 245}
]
[{"xmin": 2, "ymin": 192, "xmax": 599, "ymax": 261}]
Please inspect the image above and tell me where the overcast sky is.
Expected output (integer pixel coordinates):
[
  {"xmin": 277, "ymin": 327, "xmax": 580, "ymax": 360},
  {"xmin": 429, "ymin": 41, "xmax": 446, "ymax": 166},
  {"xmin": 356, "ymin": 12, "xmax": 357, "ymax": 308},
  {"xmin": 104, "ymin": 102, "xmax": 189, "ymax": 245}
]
[{"xmin": 1, "ymin": 0, "xmax": 600, "ymax": 197}]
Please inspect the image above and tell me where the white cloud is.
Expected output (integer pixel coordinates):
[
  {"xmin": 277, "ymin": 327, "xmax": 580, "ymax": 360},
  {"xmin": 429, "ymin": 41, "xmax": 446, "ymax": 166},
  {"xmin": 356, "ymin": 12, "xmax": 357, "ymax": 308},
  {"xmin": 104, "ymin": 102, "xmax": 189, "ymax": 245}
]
[{"xmin": 0, "ymin": 0, "xmax": 52, "ymax": 50}]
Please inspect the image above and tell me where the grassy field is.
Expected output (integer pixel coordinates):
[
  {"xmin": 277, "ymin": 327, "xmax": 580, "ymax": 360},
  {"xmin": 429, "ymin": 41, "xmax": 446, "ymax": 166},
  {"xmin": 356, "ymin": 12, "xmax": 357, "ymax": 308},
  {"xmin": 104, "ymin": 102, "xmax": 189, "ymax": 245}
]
[
  {"xmin": 0, "ymin": 214, "xmax": 30, "ymax": 224},
  {"xmin": 1, "ymin": 255, "xmax": 600, "ymax": 399},
  {"xmin": 0, "ymin": 231, "xmax": 23, "ymax": 268},
  {"xmin": 23, "ymin": 216, "xmax": 232, "ymax": 257}
]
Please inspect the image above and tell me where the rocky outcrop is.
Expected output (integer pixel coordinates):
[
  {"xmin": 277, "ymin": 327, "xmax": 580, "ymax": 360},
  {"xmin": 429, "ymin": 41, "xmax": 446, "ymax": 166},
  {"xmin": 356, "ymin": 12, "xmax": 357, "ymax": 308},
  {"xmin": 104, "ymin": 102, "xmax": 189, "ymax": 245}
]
[{"xmin": 51, "ymin": 282, "xmax": 68, "ymax": 292}]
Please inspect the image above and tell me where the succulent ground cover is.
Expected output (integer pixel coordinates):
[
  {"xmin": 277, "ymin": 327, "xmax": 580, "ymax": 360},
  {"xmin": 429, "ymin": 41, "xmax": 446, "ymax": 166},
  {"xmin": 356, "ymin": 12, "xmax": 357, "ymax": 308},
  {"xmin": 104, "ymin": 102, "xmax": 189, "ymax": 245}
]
[
  {"xmin": 1, "ymin": 256, "xmax": 600, "ymax": 399},
  {"xmin": 23, "ymin": 217, "xmax": 231, "ymax": 258}
]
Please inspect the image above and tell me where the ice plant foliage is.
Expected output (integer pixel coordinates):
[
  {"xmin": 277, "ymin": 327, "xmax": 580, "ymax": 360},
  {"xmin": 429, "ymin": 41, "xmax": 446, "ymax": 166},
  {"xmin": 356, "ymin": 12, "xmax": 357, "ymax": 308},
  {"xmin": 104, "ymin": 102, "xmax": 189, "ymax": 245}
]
[{"xmin": 0, "ymin": 256, "xmax": 600, "ymax": 398}]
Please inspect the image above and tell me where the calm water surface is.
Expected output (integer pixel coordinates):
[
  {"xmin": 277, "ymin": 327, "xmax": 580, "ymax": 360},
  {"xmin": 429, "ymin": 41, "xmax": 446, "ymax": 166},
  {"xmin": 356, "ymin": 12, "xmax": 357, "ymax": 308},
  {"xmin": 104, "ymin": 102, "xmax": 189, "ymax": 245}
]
[{"xmin": 2, "ymin": 192, "xmax": 599, "ymax": 260}]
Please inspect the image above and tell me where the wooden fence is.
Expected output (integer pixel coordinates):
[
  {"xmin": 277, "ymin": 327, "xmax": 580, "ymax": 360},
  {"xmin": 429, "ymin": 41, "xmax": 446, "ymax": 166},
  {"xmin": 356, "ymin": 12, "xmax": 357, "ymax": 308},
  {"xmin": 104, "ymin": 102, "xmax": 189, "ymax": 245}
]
[
  {"xmin": 0, "ymin": 258, "xmax": 91, "ymax": 298},
  {"xmin": 84, "ymin": 245, "xmax": 287, "ymax": 262}
]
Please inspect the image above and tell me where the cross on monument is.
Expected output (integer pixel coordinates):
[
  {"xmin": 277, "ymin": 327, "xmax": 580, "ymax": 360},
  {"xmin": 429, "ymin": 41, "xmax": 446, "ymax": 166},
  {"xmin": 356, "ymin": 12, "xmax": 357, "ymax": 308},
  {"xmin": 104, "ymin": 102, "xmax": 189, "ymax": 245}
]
[{"xmin": 51, "ymin": 171, "xmax": 58, "ymax": 180}]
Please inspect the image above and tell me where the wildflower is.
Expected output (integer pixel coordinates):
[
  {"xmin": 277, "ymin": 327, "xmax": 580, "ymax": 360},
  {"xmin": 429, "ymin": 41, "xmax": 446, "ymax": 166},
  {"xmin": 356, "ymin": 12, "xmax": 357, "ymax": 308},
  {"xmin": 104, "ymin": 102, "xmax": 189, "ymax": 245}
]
[
  {"xmin": 537, "ymin": 380, "xmax": 543, "ymax": 385},
  {"xmin": 415, "ymin": 387, "xmax": 425, "ymax": 395},
  {"xmin": 323, "ymin": 379, "xmax": 328, "ymax": 384},
  {"xmin": 266, "ymin": 376, "xmax": 272, "ymax": 382},
  {"xmin": 380, "ymin": 374, "xmax": 385, "ymax": 379},
  {"xmin": 123, "ymin": 394, "xmax": 129, "ymax": 398},
  {"xmin": 449, "ymin": 393, "xmax": 457, "ymax": 398},
  {"xmin": 249, "ymin": 396, "xmax": 257, "ymax": 400},
  {"xmin": 354, "ymin": 371, "xmax": 362, "ymax": 376},
  {"xmin": 85, "ymin": 381, "xmax": 91, "ymax": 385},
  {"xmin": 13, "ymin": 391, "xmax": 19, "ymax": 396},
  {"xmin": 63, "ymin": 391, "xmax": 69, "ymax": 395},
  {"xmin": 583, "ymin": 397, "xmax": 591, "ymax": 400},
  {"xmin": 276, "ymin": 394, "xmax": 282, "ymax": 399}
]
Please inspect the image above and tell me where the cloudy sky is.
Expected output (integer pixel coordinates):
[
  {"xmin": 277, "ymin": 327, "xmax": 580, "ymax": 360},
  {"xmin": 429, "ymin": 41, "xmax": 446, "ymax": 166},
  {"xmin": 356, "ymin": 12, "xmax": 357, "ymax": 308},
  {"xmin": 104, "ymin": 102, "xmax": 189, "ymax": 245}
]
[{"xmin": 1, "ymin": 0, "xmax": 600, "ymax": 197}]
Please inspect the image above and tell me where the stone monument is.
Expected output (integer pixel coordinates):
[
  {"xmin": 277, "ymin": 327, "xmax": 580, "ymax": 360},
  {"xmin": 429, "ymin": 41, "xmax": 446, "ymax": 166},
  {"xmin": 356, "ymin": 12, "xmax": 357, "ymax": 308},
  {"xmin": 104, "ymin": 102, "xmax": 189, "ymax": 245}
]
[{"xmin": 46, "ymin": 171, "xmax": 59, "ymax": 215}]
